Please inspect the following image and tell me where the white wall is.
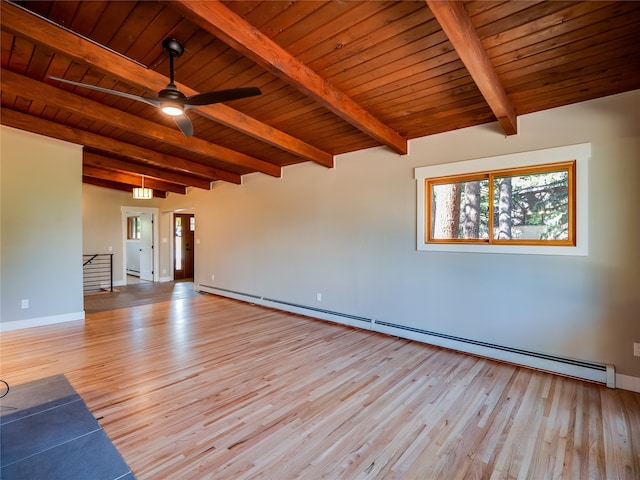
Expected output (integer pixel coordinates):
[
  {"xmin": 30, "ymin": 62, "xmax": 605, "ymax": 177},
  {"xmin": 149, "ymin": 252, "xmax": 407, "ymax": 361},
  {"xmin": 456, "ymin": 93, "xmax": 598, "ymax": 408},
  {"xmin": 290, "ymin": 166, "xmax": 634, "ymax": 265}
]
[
  {"xmin": 1, "ymin": 127, "xmax": 84, "ymax": 330},
  {"xmin": 161, "ymin": 90, "xmax": 640, "ymax": 383}
]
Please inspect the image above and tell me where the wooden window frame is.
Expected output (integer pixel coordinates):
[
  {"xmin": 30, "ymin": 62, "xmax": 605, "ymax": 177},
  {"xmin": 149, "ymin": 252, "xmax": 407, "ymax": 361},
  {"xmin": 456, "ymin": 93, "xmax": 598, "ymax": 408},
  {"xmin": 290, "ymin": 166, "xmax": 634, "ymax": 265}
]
[
  {"xmin": 415, "ymin": 143, "xmax": 590, "ymax": 256},
  {"xmin": 426, "ymin": 162, "xmax": 576, "ymax": 246}
]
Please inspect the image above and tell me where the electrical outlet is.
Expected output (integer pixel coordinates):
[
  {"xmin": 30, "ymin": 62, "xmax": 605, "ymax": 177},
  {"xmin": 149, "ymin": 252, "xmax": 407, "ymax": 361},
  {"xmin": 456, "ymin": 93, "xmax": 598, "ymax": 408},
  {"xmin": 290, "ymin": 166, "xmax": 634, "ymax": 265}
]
[
  {"xmin": 634, "ymin": 343, "xmax": 640, "ymax": 357},
  {"xmin": 21, "ymin": 299, "xmax": 29, "ymax": 309},
  {"xmin": 211, "ymin": 274, "xmax": 215, "ymax": 281},
  {"xmin": 316, "ymin": 293, "xmax": 322, "ymax": 302}
]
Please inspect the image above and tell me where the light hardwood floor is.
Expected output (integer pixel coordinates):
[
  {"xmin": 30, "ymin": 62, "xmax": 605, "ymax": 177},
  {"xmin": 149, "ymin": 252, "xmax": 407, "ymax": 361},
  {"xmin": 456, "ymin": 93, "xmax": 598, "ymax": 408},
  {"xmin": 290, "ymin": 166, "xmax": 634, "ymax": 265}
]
[{"xmin": 1, "ymin": 291, "xmax": 639, "ymax": 479}]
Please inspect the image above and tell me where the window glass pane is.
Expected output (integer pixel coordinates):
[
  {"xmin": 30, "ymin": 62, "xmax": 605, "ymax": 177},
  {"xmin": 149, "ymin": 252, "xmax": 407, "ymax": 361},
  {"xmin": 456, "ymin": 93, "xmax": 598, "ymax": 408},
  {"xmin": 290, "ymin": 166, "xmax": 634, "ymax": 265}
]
[
  {"xmin": 430, "ymin": 179, "xmax": 489, "ymax": 240},
  {"xmin": 175, "ymin": 217, "xmax": 182, "ymax": 271},
  {"xmin": 127, "ymin": 216, "xmax": 141, "ymax": 240},
  {"xmin": 492, "ymin": 169, "xmax": 569, "ymax": 241}
]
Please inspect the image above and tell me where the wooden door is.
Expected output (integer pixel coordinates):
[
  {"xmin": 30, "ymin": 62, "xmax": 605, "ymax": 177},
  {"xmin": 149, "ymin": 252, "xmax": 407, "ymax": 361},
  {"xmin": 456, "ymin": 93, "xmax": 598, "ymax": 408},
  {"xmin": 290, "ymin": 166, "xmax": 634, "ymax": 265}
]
[{"xmin": 174, "ymin": 214, "xmax": 194, "ymax": 280}]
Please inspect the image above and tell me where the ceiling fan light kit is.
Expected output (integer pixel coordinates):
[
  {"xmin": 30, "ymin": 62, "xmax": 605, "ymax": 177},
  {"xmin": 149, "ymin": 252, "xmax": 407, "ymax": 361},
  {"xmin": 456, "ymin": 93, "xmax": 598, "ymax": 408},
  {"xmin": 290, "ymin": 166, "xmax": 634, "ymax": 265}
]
[
  {"xmin": 49, "ymin": 38, "xmax": 261, "ymax": 137},
  {"xmin": 161, "ymin": 104, "xmax": 184, "ymax": 116}
]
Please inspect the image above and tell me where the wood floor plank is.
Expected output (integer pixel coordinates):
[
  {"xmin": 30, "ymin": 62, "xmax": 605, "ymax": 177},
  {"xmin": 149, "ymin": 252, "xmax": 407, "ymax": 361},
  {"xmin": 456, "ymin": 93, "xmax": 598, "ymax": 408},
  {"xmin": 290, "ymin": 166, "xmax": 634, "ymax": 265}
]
[{"xmin": 1, "ymin": 289, "xmax": 639, "ymax": 479}]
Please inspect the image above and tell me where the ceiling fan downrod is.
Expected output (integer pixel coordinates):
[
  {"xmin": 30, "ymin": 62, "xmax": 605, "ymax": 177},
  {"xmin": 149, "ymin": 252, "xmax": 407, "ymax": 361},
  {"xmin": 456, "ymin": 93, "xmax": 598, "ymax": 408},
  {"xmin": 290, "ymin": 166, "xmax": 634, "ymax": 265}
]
[
  {"xmin": 159, "ymin": 38, "xmax": 187, "ymax": 115},
  {"xmin": 162, "ymin": 37, "xmax": 184, "ymax": 87}
]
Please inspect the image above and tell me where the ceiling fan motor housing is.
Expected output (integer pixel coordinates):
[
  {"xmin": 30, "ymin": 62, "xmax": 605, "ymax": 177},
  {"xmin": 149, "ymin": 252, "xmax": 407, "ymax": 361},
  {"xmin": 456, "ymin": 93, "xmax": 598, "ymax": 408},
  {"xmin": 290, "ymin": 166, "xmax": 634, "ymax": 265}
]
[
  {"xmin": 159, "ymin": 84, "xmax": 186, "ymax": 101},
  {"xmin": 162, "ymin": 38, "xmax": 184, "ymax": 57}
]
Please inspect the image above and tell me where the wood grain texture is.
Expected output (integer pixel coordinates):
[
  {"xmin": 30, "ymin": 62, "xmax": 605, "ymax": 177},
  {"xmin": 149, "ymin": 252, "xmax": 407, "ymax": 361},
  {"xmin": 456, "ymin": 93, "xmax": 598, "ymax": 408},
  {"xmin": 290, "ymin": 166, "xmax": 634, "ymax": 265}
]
[
  {"xmin": 426, "ymin": 0, "xmax": 517, "ymax": 136},
  {"xmin": 1, "ymin": 289, "xmax": 639, "ymax": 479},
  {"xmin": 3, "ymin": 1, "xmax": 640, "ymax": 189},
  {"xmin": 174, "ymin": 0, "xmax": 408, "ymax": 155}
]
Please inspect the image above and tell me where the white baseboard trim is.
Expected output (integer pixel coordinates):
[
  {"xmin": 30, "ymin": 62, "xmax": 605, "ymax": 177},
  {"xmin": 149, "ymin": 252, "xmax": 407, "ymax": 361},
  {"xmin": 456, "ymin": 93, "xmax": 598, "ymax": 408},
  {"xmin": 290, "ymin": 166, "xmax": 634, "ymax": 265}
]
[
  {"xmin": 0, "ymin": 311, "xmax": 85, "ymax": 332},
  {"xmin": 616, "ymin": 374, "xmax": 640, "ymax": 393},
  {"xmin": 158, "ymin": 276, "xmax": 173, "ymax": 283}
]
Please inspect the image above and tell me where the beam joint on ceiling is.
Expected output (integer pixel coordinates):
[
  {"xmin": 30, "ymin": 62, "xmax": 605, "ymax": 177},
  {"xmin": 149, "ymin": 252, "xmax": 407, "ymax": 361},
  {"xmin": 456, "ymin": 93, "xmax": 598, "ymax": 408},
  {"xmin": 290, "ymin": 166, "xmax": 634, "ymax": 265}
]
[
  {"xmin": 83, "ymin": 177, "xmax": 168, "ymax": 198},
  {"xmin": 83, "ymin": 165, "xmax": 187, "ymax": 195},
  {"xmin": 426, "ymin": 0, "xmax": 517, "ymax": 136},
  {"xmin": 83, "ymin": 152, "xmax": 213, "ymax": 190},
  {"xmin": 174, "ymin": 0, "xmax": 408, "ymax": 155}
]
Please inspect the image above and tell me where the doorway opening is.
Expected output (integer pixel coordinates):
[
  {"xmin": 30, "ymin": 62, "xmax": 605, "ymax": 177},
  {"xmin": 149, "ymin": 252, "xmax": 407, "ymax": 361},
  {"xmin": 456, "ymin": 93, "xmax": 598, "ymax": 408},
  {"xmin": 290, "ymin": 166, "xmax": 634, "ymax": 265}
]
[
  {"xmin": 174, "ymin": 213, "xmax": 195, "ymax": 280},
  {"xmin": 121, "ymin": 206, "xmax": 158, "ymax": 285}
]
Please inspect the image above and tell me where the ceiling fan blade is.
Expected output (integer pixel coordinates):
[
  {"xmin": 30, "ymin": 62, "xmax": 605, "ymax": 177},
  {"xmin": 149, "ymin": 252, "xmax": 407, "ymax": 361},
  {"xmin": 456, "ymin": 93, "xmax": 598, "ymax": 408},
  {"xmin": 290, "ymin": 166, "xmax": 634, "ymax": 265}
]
[
  {"xmin": 173, "ymin": 115, "xmax": 193, "ymax": 137},
  {"xmin": 184, "ymin": 87, "xmax": 261, "ymax": 107},
  {"xmin": 49, "ymin": 76, "xmax": 160, "ymax": 108}
]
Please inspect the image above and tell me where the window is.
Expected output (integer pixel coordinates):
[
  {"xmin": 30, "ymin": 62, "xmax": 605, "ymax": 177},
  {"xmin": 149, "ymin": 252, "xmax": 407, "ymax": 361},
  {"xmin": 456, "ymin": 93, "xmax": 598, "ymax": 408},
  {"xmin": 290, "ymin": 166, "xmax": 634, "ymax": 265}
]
[
  {"xmin": 127, "ymin": 216, "xmax": 141, "ymax": 240},
  {"xmin": 415, "ymin": 143, "xmax": 590, "ymax": 256},
  {"xmin": 427, "ymin": 162, "xmax": 575, "ymax": 246}
]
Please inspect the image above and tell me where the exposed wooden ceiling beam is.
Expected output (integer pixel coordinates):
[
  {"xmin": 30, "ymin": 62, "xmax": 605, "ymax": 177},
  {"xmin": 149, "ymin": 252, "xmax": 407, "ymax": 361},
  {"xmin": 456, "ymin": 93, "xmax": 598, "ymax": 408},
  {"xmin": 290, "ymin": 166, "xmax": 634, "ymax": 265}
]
[
  {"xmin": 83, "ymin": 176, "xmax": 167, "ymax": 198},
  {"xmin": 174, "ymin": 0, "xmax": 408, "ymax": 155},
  {"xmin": 426, "ymin": 0, "xmax": 517, "ymax": 135},
  {"xmin": 83, "ymin": 152, "xmax": 212, "ymax": 190},
  {"xmin": 1, "ymin": 109, "xmax": 242, "ymax": 185},
  {"xmin": 0, "ymin": 1, "xmax": 332, "ymax": 168},
  {"xmin": 0, "ymin": 69, "xmax": 278, "ymax": 178},
  {"xmin": 83, "ymin": 165, "xmax": 186, "ymax": 194}
]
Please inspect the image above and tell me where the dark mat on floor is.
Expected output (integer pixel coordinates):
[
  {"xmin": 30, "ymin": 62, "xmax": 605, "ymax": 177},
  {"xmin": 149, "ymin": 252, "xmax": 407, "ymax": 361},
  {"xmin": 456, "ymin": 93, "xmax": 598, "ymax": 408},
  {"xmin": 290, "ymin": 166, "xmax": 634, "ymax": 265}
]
[{"xmin": 0, "ymin": 374, "xmax": 135, "ymax": 480}]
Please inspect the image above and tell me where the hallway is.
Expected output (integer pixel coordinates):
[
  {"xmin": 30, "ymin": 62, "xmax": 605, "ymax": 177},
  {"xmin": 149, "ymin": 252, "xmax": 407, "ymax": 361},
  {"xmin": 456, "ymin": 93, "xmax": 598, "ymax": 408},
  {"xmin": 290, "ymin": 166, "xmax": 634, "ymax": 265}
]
[{"xmin": 84, "ymin": 280, "xmax": 201, "ymax": 313}]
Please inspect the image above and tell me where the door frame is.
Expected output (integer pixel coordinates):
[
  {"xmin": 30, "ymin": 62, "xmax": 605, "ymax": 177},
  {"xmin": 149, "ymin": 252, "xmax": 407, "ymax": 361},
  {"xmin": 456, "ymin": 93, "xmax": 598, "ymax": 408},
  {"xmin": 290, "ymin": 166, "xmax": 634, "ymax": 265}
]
[
  {"xmin": 173, "ymin": 213, "xmax": 195, "ymax": 280},
  {"xmin": 121, "ymin": 206, "xmax": 159, "ymax": 283}
]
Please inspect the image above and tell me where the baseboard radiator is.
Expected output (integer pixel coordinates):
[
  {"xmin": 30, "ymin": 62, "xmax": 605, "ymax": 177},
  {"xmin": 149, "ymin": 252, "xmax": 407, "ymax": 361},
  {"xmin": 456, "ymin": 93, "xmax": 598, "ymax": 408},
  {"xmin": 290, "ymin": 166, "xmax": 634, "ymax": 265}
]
[
  {"xmin": 199, "ymin": 285, "xmax": 371, "ymax": 328},
  {"xmin": 374, "ymin": 320, "xmax": 613, "ymax": 387},
  {"xmin": 198, "ymin": 284, "xmax": 614, "ymax": 387}
]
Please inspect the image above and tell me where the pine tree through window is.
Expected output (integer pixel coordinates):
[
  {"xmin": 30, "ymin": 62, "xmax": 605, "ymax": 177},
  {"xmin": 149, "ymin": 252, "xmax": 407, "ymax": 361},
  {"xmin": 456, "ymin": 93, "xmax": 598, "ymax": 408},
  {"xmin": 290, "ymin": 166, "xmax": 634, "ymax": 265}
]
[{"xmin": 427, "ymin": 162, "xmax": 575, "ymax": 246}]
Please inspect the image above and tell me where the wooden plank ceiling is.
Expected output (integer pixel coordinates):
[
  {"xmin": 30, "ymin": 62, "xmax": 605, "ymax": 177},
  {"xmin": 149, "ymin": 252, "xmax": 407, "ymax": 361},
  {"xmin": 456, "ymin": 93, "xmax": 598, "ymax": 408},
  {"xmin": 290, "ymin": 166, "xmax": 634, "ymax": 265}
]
[{"xmin": 2, "ymin": 1, "xmax": 639, "ymax": 197}]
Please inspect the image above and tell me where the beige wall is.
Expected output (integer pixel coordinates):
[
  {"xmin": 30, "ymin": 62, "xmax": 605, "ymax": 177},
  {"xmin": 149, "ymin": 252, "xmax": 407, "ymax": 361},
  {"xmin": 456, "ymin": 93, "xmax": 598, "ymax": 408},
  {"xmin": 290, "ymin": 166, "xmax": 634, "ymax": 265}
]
[
  {"xmin": 1, "ymin": 126, "xmax": 84, "ymax": 329},
  {"xmin": 82, "ymin": 184, "xmax": 161, "ymax": 284},
  {"xmin": 82, "ymin": 184, "xmax": 130, "ymax": 283},
  {"xmin": 161, "ymin": 90, "xmax": 640, "ymax": 380}
]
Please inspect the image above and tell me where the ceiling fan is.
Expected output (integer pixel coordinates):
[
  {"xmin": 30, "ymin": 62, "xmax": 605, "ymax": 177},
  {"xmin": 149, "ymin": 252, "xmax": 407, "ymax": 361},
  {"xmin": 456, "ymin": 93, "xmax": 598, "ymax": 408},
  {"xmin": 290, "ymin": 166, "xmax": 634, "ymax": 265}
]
[{"xmin": 49, "ymin": 38, "xmax": 261, "ymax": 137}]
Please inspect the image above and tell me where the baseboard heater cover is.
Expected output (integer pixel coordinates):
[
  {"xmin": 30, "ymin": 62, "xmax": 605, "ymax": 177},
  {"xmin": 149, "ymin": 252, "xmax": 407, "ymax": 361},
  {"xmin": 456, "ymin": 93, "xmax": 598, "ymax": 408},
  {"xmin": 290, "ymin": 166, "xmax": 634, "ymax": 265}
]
[
  {"xmin": 374, "ymin": 320, "xmax": 613, "ymax": 386},
  {"xmin": 197, "ymin": 284, "xmax": 613, "ymax": 387},
  {"xmin": 198, "ymin": 284, "xmax": 371, "ymax": 329}
]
